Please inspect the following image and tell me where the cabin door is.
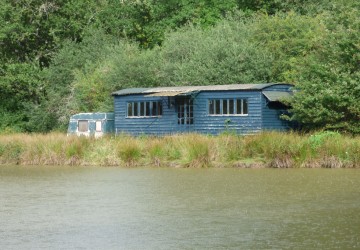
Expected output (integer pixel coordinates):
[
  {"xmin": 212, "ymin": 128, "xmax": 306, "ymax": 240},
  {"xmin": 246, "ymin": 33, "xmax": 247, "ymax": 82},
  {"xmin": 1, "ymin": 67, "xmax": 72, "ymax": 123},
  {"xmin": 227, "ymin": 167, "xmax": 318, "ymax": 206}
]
[{"xmin": 176, "ymin": 98, "xmax": 194, "ymax": 132}]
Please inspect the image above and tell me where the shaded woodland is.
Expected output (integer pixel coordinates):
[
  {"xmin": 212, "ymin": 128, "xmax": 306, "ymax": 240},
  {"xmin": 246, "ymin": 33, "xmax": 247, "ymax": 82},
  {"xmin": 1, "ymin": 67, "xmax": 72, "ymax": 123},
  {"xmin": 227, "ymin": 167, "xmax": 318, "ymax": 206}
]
[{"xmin": 1, "ymin": 0, "xmax": 359, "ymax": 133}]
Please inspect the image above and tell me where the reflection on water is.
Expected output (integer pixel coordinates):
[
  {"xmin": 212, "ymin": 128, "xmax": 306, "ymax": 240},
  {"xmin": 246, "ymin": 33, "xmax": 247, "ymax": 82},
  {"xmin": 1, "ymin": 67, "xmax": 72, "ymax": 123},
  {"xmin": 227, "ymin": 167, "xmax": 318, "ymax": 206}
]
[{"xmin": 0, "ymin": 166, "xmax": 359, "ymax": 249}]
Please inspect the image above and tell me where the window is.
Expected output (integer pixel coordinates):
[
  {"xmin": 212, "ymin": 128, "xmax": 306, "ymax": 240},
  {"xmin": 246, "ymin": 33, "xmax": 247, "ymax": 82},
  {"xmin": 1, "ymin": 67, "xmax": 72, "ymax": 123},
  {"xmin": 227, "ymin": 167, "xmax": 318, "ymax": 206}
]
[
  {"xmin": 178, "ymin": 99, "xmax": 193, "ymax": 125},
  {"xmin": 223, "ymin": 100, "xmax": 228, "ymax": 114},
  {"xmin": 95, "ymin": 121, "xmax": 102, "ymax": 132},
  {"xmin": 209, "ymin": 100, "xmax": 214, "ymax": 115},
  {"xmin": 127, "ymin": 102, "xmax": 133, "ymax": 116},
  {"xmin": 127, "ymin": 101, "xmax": 163, "ymax": 117},
  {"xmin": 133, "ymin": 102, "xmax": 138, "ymax": 116},
  {"xmin": 229, "ymin": 100, "xmax": 234, "ymax": 115},
  {"xmin": 215, "ymin": 100, "xmax": 221, "ymax": 114},
  {"xmin": 146, "ymin": 102, "xmax": 150, "ymax": 116},
  {"xmin": 140, "ymin": 102, "xmax": 145, "ymax": 116},
  {"xmin": 208, "ymin": 98, "xmax": 248, "ymax": 115},
  {"xmin": 78, "ymin": 120, "xmax": 89, "ymax": 132}
]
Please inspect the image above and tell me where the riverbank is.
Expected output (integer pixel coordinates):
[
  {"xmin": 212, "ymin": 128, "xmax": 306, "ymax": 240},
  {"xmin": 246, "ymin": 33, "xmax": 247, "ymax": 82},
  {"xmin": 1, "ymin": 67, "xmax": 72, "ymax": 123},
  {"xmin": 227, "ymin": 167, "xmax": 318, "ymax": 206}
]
[{"xmin": 0, "ymin": 131, "xmax": 359, "ymax": 168}]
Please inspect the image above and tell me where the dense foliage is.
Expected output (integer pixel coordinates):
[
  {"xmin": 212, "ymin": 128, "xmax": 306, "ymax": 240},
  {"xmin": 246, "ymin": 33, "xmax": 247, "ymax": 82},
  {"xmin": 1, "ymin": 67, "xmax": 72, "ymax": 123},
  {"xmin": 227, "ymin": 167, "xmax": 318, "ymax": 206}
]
[{"xmin": 1, "ymin": 0, "xmax": 359, "ymax": 133}]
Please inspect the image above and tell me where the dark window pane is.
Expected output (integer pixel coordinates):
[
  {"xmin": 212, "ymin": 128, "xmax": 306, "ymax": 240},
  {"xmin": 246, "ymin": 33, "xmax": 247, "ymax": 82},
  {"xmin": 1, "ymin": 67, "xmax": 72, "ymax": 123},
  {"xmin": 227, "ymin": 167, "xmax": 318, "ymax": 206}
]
[
  {"xmin": 178, "ymin": 105, "xmax": 184, "ymax": 124},
  {"xmin": 243, "ymin": 99, "xmax": 248, "ymax": 114},
  {"xmin": 236, "ymin": 99, "xmax": 241, "ymax": 114},
  {"xmin": 184, "ymin": 104, "xmax": 188, "ymax": 122},
  {"xmin": 209, "ymin": 100, "xmax": 214, "ymax": 115},
  {"xmin": 152, "ymin": 102, "xmax": 157, "ymax": 116},
  {"xmin": 229, "ymin": 100, "xmax": 234, "ymax": 114},
  {"xmin": 140, "ymin": 102, "xmax": 145, "ymax": 116},
  {"xmin": 215, "ymin": 100, "xmax": 221, "ymax": 114},
  {"xmin": 127, "ymin": 103, "xmax": 133, "ymax": 116},
  {"xmin": 133, "ymin": 102, "xmax": 138, "ymax": 116},
  {"xmin": 223, "ymin": 100, "xmax": 228, "ymax": 114},
  {"xmin": 146, "ymin": 102, "xmax": 150, "ymax": 116}
]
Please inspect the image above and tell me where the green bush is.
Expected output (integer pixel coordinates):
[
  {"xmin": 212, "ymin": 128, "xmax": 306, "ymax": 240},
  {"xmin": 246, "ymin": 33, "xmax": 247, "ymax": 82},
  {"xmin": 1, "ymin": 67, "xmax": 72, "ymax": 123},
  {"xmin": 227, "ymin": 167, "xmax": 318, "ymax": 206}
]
[{"xmin": 117, "ymin": 138, "xmax": 142, "ymax": 166}]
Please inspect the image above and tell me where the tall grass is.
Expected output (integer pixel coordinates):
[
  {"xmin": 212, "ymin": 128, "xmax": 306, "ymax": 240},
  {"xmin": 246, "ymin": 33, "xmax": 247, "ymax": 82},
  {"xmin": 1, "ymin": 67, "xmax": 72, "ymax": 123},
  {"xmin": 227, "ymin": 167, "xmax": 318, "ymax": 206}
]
[{"xmin": 0, "ymin": 131, "xmax": 359, "ymax": 168}]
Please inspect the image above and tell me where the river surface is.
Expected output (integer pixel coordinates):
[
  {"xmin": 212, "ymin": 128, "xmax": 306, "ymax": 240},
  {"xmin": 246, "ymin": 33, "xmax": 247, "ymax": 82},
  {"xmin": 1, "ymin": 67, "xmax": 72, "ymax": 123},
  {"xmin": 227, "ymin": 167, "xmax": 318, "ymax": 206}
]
[{"xmin": 0, "ymin": 166, "xmax": 359, "ymax": 249}]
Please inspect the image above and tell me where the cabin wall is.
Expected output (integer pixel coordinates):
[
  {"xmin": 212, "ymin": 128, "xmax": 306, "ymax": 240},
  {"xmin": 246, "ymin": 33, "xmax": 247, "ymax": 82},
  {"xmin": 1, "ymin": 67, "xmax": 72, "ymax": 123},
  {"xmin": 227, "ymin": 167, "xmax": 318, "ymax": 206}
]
[
  {"xmin": 193, "ymin": 91, "xmax": 263, "ymax": 135},
  {"xmin": 114, "ymin": 95, "xmax": 177, "ymax": 135},
  {"xmin": 113, "ymin": 84, "xmax": 294, "ymax": 135},
  {"xmin": 261, "ymin": 84, "xmax": 292, "ymax": 131},
  {"xmin": 114, "ymin": 91, "xmax": 264, "ymax": 135},
  {"xmin": 261, "ymin": 97, "xmax": 290, "ymax": 131},
  {"xmin": 67, "ymin": 113, "xmax": 114, "ymax": 136}
]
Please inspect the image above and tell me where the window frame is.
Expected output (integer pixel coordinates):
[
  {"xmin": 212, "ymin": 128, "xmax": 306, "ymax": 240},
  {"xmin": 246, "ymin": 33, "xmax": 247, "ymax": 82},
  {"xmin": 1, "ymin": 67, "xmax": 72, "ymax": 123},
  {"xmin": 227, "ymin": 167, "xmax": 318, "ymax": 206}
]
[
  {"xmin": 208, "ymin": 98, "xmax": 248, "ymax": 116},
  {"xmin": 95, "ymin": 120, "xmax": 102, "ymax": 132},
  {"xmin": 177, "ymin": 99, "xmax": 194, "ymax": 125},
  {"xmin": 78, "ymin": 120, "xmax": 89, "ymax": 132},
  {"xmin": 126, "ymin": 101, "xmax": 163, "ymax": 118}
]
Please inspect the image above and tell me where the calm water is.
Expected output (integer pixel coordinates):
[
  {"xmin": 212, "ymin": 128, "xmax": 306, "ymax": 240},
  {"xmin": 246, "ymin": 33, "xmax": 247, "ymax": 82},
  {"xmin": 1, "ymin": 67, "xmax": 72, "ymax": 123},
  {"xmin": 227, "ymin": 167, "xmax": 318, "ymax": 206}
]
[{"xmin": 0, "ymin": 166, "xmax": 359, "ymax": 249}]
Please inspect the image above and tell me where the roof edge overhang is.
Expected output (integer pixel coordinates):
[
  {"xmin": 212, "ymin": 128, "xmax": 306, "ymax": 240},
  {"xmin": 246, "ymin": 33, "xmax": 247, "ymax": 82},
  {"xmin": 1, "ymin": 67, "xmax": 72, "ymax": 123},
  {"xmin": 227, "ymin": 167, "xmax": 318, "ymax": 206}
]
[
  {"xmin": 112, "ymin": 83, "xmax": 294, "ymax": 96},
  {"xmin": 262, "ymin": 91, "xmax": 293, "ymax": 103},
  {"xmin": 145, "ymin": 90, "xmax": 200, "ymax": 97}
]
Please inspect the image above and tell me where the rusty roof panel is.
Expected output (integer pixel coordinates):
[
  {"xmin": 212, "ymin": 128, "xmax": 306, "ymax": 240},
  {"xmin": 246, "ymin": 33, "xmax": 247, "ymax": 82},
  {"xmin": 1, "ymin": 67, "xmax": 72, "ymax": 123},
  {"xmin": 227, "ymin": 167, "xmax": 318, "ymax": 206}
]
[{"xmin": 146, "ymin": 91, "xmax": 186, "ymax": 97}]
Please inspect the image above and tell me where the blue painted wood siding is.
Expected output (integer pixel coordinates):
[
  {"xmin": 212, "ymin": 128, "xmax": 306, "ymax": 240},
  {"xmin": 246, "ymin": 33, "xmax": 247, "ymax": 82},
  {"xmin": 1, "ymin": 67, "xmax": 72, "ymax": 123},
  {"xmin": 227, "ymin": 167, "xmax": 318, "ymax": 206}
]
[
  {"xmin": 261, "ymin": 84, "xmax": 292, "ymax": 131},
  {"xmin": 114, "ymin": 91, "xmax": 264, "ymax": 135},
  {"xmin": 114, "ymin": 95, "xmax": 177, "ymax": 135},
  {"xmin": 114, "ymin": 84, "xmax": 293, "ymax": 135},
  {"xmin": 193, "ymin": 91, "xmax": 262, "ymax": 134}
]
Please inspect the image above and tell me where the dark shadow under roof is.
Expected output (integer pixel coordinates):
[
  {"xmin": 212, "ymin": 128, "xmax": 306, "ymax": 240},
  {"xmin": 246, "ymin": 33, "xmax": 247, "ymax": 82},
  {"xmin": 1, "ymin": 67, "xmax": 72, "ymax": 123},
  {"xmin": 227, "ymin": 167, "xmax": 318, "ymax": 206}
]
[
  {"xmin": 263, "ymin": 91, "xmax": 293, "ymax": 102},
  {"xmin": 112, "ymin": 83, "xmax": 292, "ymax": 96}
]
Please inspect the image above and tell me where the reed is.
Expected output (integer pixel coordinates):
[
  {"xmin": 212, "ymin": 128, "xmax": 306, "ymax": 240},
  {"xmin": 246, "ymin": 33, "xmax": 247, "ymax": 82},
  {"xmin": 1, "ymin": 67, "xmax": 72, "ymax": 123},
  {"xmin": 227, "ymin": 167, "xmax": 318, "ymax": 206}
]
[
  {"xmin": 145, "ymin": 138, "xmax": 166, "ymax": 167},
  {"xmin": 181, "ymin": 134, "xmax": 212, "ymax": 168},
  {"xmin": 0, "ymin": 131, "xmax": 359, "ymax": 168},
  {"xmin": 116, "ymin": 135, "xmax": 143, "ymax": 167},
  {"xmin": 83, "ymin": 136, "xmax": 119, "ymax": 166}
]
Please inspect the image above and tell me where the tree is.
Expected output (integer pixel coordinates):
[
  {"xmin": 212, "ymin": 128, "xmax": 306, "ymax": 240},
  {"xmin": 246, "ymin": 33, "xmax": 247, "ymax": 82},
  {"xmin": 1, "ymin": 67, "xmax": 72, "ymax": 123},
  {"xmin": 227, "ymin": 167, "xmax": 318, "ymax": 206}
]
[
  {"xmin": 157, "ymin": 19, "xmax": 273, "ymax": 85},
  {"xmin": 42, "ymin": 27, "xmax": 116, "ymax": 129},
  {"xmin": 288, "ymin": 3, "xmax": 360, "ymax": 133},
  {"xmin": 0, "ymin": 62, "xmax": 44, "ymax": 131},
  {"xmin": 251, "ymin": 12, "xmax": 325, "ymax": 82}
]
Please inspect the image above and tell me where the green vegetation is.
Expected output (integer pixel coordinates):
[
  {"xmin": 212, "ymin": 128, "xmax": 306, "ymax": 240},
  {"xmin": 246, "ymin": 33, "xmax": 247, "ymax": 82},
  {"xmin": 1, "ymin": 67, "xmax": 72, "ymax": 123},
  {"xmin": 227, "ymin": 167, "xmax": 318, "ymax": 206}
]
[
  {"xmin": 1, "ymin": 0, "xmax": 359, "ymax": 133},
  {"xmin": 0, "ymin": 132, "xmax": 359, "ymax": 168}
]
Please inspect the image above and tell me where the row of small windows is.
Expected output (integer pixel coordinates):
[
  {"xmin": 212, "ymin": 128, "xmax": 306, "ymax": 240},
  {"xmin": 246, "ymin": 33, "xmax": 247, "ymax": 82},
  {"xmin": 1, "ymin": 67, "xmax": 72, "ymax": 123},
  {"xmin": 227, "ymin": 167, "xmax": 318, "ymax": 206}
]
[
  {"xmin": 209, "ymin": 99, "xmax": 248, "ymax": 115},
  {"xmin": 126, "ymin": 99, "xmax": 247, "ymax": 117},
  {"xmin": 127, "ymin": 101, "xmax": 163, "ymax": 117},
  {"xmin": 78, "ymin": 120, "xmax": 102, "ymax": 132}
]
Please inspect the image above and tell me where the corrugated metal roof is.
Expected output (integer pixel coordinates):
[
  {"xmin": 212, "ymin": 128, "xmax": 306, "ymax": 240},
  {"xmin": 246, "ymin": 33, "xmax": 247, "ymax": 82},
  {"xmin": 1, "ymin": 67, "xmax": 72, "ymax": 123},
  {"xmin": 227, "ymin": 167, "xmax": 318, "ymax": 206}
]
[
  {"xmin": 112, "ymin": 88, "xmax": 149, "ymax": 96},
  {"xmin": 146, "ymin": 91, "xmax": 186, "ymax": 97},
  {"xmin": 263, "ymin": 91, "xmax": 292, "ymax": 102},
  {"xmin": 112, "ymin": 83, "xmax": 290, "ymax": 96}
]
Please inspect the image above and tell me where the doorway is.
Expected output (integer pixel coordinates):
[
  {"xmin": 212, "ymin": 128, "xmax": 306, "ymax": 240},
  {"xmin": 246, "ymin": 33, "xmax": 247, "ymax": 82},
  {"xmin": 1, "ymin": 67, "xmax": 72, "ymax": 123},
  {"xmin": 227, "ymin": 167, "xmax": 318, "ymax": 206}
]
[{"xmin": 177, "ymin": 98, "xmax": 193, "ymax": 126}]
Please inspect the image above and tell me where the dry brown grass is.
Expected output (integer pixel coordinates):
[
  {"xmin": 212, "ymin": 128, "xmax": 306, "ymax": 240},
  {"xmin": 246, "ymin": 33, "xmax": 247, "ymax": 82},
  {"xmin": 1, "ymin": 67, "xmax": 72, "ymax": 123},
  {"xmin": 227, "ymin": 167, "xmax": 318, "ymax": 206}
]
[{"xmin": 0, "ymin": 131, "xmax": 359, "ymax": 168}]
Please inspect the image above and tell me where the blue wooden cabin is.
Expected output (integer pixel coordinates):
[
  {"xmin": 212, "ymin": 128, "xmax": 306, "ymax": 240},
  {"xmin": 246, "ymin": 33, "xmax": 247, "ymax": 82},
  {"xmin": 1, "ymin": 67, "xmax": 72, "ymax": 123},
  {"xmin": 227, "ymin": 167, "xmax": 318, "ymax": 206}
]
[
  {"xmin": 67, "ymin": 112, "xmax": 114, "ymax": 137},
  {"xmin": 112, "ymin": 83, "xmax": 293, "ymax": 135}
]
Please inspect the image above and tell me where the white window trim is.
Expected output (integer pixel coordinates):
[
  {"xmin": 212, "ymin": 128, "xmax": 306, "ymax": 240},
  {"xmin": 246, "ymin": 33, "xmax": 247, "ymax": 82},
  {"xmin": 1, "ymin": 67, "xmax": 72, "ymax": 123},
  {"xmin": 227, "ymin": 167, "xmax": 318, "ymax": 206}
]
[
  {"xmin": 126, "ymin": 101, "xmax": 163, "ymax": 118},
  {"xmin": 77, "ymin": 120, "xmax": 89, "ymax": 132},
  {"xmin": 208, "ymin": 98, "xmax": 248, "ymax": 116},
  {"xmin": 95, "ymin": 120, "xmax": 102, "ymax": 132}
]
